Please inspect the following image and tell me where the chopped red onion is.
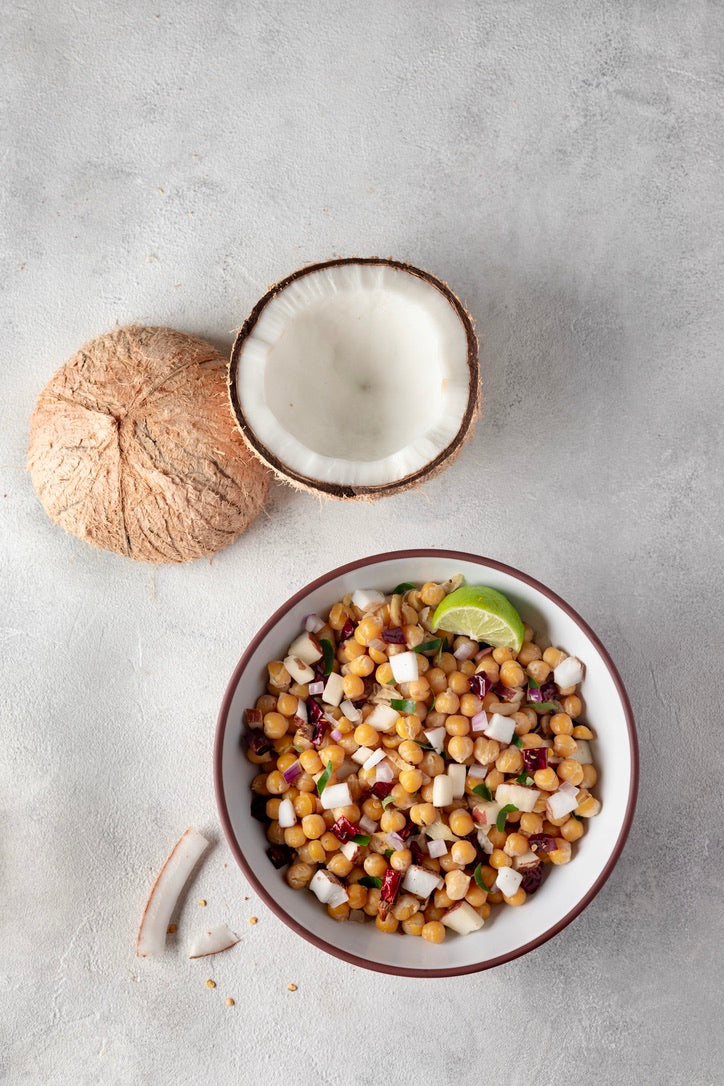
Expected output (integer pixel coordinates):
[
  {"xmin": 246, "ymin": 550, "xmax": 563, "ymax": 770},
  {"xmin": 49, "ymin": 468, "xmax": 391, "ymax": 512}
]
[
  {"xmin": 529, "ymin": 833, "xmax": 557, "ymax": 853},
  {"xmin": 469, "ymin": 672, "xmax": 493, "ymax": 698},
  {"xmin": 468, "ymin": 764, "xmax": 489, "ymax": 779},
  {"xmin": 427, "ymin": 838, "xmax": 448, "ymax": 858},
  {"xmin": 244, "ymin": 708, "xmax": 263, "ymax": 729},
  {"xmin": 474, "ymin": 646, "xmax": 494, "ymax": 661},
  {"xmin": 540, "ymin": 679, "xmax": 558, "ymax": 702},
  {"xmin": 358, "ymin": 814, "xmax": 378, "ymax": 834},
  {"xmin": 493, "ymin": 681, "xmax": 519, "ymax": 702},
  {"xmin": 558, "ymin": 779, "xmax": 578, "ymax": 796},
  {"xmin": 295, "ymin": 700, "xmax": 308, "ymax": 723},
  {"xmin": 368, "ymin": 638, "xmax": 387, "ymax": 654},
  {"xmin": 331, "ymin": 816, "xmax": 359, "ymax": 843},
  {"xmin": 522, "ymin": 746, "xmax": 548, "ymax": 773},
  {"xmin": 282, "ymin": 760, "xmax": 302, "ymax": 784},
  {"xmin": 304, "ymin": 613, "xmax": 325, "ymax": 634},
  {"xmin": 371, "ymin": 781, "xmax": 393, "ymax": 799},
  {"xmin": 308, "ymin": 680, "xmax": 325, "ymax": 696},
  {"xmin": 375, "ymin": 759, "xmax": 395, "ymax": 784},
  {"xmin": 339, "ymin": 618, "xmax": 356, "ymax": 641},
  {"xmin": 362, "ymin": 748, "xmax": 387, "ymax": 771},
  {"xmin": 247, "ymin": 732, "xmax": 272, "ymax": 756},
  {"xmin": 381, "ymin": 626, "xmax": 406, "ymax": 644},
  {"xmin": 387, "ymin": 832, "xmax": 407, "ymax": 852},
  {"xmin": 526, "ymin": 683, "xmax": 544, "ymax": 704},
  {"xmin": 521, "ymin": 863, "xmax": 543, "ymax": 894},
  {"xmin": 330, "ymin": 728, "xmax": 342, "ymax": 741},
  {"xmin": 471, "ymin": 709, "xmax": 489, "ymax": 733}
]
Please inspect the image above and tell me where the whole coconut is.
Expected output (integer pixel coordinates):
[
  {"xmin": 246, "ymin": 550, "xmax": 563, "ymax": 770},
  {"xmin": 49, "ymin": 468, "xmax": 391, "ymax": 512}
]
[{"xmin": 28, "ymin": 325, "xmax": 269, "ymax": 562}]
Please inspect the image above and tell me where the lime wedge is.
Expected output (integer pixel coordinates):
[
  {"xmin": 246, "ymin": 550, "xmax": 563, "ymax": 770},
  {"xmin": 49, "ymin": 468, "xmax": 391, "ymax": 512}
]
[{"xmin": 431, "ymin": 586, "xmax": 525, "ymax": 651}]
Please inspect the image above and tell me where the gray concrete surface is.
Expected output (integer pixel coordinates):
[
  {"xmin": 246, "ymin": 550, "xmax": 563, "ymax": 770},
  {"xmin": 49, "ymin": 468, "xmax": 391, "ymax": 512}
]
[{"xmin": 1, "ymin": 2, "xmax": 722, "ymax": 1083}]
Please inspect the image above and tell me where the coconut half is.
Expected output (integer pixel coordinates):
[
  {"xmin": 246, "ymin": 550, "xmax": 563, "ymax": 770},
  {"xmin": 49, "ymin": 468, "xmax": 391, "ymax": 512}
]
[{"xmin": 229, "ymin": 259, "xmax": 479, "ymax": 498}]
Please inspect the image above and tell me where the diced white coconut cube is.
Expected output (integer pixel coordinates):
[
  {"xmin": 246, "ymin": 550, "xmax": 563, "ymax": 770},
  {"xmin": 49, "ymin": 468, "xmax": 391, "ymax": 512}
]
[
  {"xmin": 284, "ymin": 655, "xmax": 315, "ymax": 684},
  {"xmin": 340, "ymin": 840, "xmax": 361, "ymax": 863},
  {"xmin": 351, "ymin": 746, "xmax": 374, "ymax": 766},
  {"xmin": 358, "ymin": 814, "xmax": 377, "ymax": 834},
  {"xmin": 366, "ymin": 704, "xmax": 399, "ymax": 732},
  {"xmin": 402, "ymin": 865, "xmax": 444, "ymax": 898},
  {"xmin": 447, "ymin": 764, "xmax": 467, "ymax": 798},
  {"xmin": 288, "ymin": 632, "xmax": 323, "ymax": 665},
  {"xmin": 424, "ymin": 726, "xmax": 446, "ymax": 754},
  {"xmin": 427, "ymin": 838, "xmax": 448, "ymax": 858},
  {"xmin": 362, "ymin": 748, "xmax": 387, "ymax": 771},
  {"xmin": 432, "ymin": 774, "xmax": 454, "ymax": 808},
  {"xmin": 295, "ymin": 699, "xmax": 308, "ymax": 722},
  {"xmin": 468, "ymin": 764, "xmax": 489, "ymax": 780},
  {"xmin": 320, "ymin": 782, "xmax": 352, "ymax": 810},
  {"xmin": 568, "ymin": 738, "xmax": 593, "ymax": 765},
  {"xmin": 495, "ymin": 782, "xmax": 541, "ymax": 813},
  {"xmin": 513, "ymin": 850, "xmax": 540, "ymax": 870},
  {"xmin": 340, "ymin": 699, "xmax": 362, "ymax": 723},
  {"xmin": 484, "ymin": 712, "xmax": 517, "ymax": 744},
  {"xmin": 442, "ymin": 900, "xmax": 485, "ymax": 935},
  {"xmin": 322, "ymin": 672, "xmax": 344, "ymax": 707},
  {"xmin": 472, "ymin": 801, "xmax": 500, "ymax": 828},
  {"xmin": 389, "ymin": 651, "xmax": 419, "ymax": 684},
  {"xmin": 495, "ymin": 866, "xmax": 523, "ymax": 898},
  {"xmin": 352, "ymin": 589, "xmax": 386, "ymax": 611},
  {"xmin": 553, "ymin": 656, "xmax": 584, "ymax": 688},
  {"xmin": 310, "ymin": 869, "xmax": 349, "ymax": 908},
  {"xmin": 546, "ymin": 788, "xmax": 580, "ymax": 819},
  {"xmin": 277, "ymin": 798, "xmax": 296, "ymax": 828}
]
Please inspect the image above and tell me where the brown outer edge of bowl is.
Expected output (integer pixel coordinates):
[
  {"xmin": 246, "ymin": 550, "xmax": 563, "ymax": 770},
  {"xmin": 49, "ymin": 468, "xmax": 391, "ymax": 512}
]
[
  {"xmin": 213, "ymin": 549, "xmax": 639, "ymax": 978},
  {"xmin": 227, "ymin": 257, "xmax": 480, "ymax": 499}
]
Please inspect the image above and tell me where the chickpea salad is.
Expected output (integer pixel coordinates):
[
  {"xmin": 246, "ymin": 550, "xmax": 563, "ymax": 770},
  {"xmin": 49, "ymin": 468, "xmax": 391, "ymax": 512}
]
[{"xmin": 244, "ymin": 577, "xmax": 601, "ymax": 943}]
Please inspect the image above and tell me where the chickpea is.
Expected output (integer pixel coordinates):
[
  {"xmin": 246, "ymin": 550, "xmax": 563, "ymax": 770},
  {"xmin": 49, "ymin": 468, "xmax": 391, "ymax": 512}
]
[
  {"xmin": 354, "ymin": 722, "xmax": 380, "ymax": 748},
  {"xmin": 427, "ymin": 667, "xmax": 448, "ymax": 694},
  {"xmin": 265, "ymin": 770, "xmax": 289, "ymax": 795},
  {"xmin": 448, "ymin": 735, "xmax": 474, "ymax": 763},
  {"xmin": 543, "ymin": 647, "xmax": 566, "ymax": 668},
  {"xmin": 451, "ymin": 840, "xmax": 477, "ymax": 866},
  {"xmin": 392, "ymin": 894, "xmax": 419, "ymax": 921},
  {"xmin": 439, "ymin": 853, "xmax": 463, "ymax": 873},
  {"xmin": 527, "ymin": 659, "xmax": 552, "ymax": 683},
  {"xmin": 492, "ymin": 647, "xmax": 515, "ymax": 665},
  {"xmin": 420, "ymin": 751, "xmax": 445, "ymax": 777},
  {"xmin": 445, "ymin": 714, "xmax": 471, "ymax": 737},
  {"xmin": 500, "ymin": 660, "xmax": 525, "ymax": 688},
  {"xmin": 380, "ymin": 809, "xmax": 406, "ymax": 833},
  {"xmin": 561, "ymin": 818, "xmax": 584, "ymax": 842},
  {"xmin": 435, "ymin": 691, "xmax": 460, "ymax": 715},
  {"xmin": 326, "ymin": 853, "xmax": 352, "ymax": 878},
  {"xmin": 399, "ymin": 768, "xmax": 424, "ymax": 793},
  {"xmin": 340, "ymin": 673, "xmax": 364, "ymax": 700},
  {"xmin": 407, "ymin": 677, "xmax": 431, "ymax": 702},
  {"xmin": 465, "ymin": 884, "xmax": 487, "ymax": 907},
  {"xmin": 447, "ymin": 670, "xmax": 470, "ymax": 696},
  {"xmin": 349, "ymin": 654, "xmax": 375, "ymax": 677},
  {"xmin": 286, "ymin": 862, "xmax": 314, "ymax": 889},
  {"xmin": 364, "ymin": 853, "xmax": 388, "ymax": 878},
  {"xmin": 354, "ymin": 615, "xmax": 383, "ymax": 645},
  {"xmin": 306, "ymin": 840, "xmax": 326, "ymax": 864},
  {"xmin": 375, "ymin": 662, "xmax": 394, "ymax": 685},
  {"xmin": 513, "ymin": 710, "xmax": 535, "ymax": 736},
  {"xmin": 572, "ymin": 724, "xmax": 595, "ymax": 740},
  {"xmin": 410, "ymin": 802, "xmax": 438, "ymax": 826},
  {"xmin": 576, "ymin": 793, "xmax": 602, "ymax": 818},
  {"xmin": 489, "ymin": 848, "xmax": 512, "ymax": 869},
  {"xmin": 557, "ymin": 758, "xmax": 584, "ymax": 786},
  {"xmin": 520, "ymin": 812, "xmax": 543, "ymax": 835},
  {"xmin": 562, "ymin": 694, "xmax": 582, "ymax": 718},
  {"xmin": 448, "ymin": 809, "xmax": 474, "ymax": 837},
  {"xmin": 533, "ymin": 767, "xmax": 559, "ymax": 792},
  {"xmin": 263, "ymin": 712, "xmax": 289, "ymax": 740},
  {"xmin": 301, "ymin": 814, "xmax": 326, "ymax": 840},
  {"xmin": 503, "ymin": 832, "xmax": 529, "ymax": 857},
  {"xmin": 266, "ymin": 821, "xmax": 285, "ymax": 844},
  {"xmin": 396, "ymin": 714, "xmax": 422, "ymax": 740},
  {"xmin": 421, "ymin": 920, "xmax": 446, "ymax": 944},
  {"xmin": 320, "ymin": 745, "xmax": 345, "ymax": 770},
  {"xmin": 504, "ymin": 888, "xmax": 527, "ymax": 906},
  {"xmin": 475, "ymin": 656, "xmax": 500, "ymax": 681},
  {"xmin": 549, "ymin": 838, "xmax": 573, "ymax": 865},
  {"xmin": 398, "ymin": 739, "xmax": 423, "ymax": 765},
  {"xmin": 276, "ymin": 693, "xmax": 299, "ymax": 718},
  {"xmin": 267, "ymin": 661, "xmax": 291, "ymax": 689},
  {"xmin": 363, "ymin": 888, "xmax": 381, "ymax": 915},
  {"xmin": 581, "ymin": 764, "xmax": 598, "ymax": 789},
  {"xmin": 496, "ymin": 746, "xmax": 524, "ymax": 774},
  {"xmin": 402, "ymin": 912, "xmax": 426, "ymax": 936},
  {"xmin": 420, "ymin": 582, "xmax": 446, "ymax": 607},
  {"xmin": 298, "ymin": 749, "xmax": 322, "ymax": 775},
  {"xmin": 342, "ymin": 640, "xmax": 366, "ymax": 662},
  {"xmin": 445, "ymin": 869, "xmax": 471, "ymax": 900},
  {"xmin": 459, "ymin": 693, "xmax": 483, "ymax": 718},
  {"xmin": 328, "ymin": 902, "xmax": 350, "ymax": 921},
  {"xmin": 473, "ymin": 737, "xmax": 501, "ymax": 765},
  {"xmin": 284, "ymin": 825, "xmax": 307, "ymax": 848},
  {"xmin": 551, "ymin": 713, "xmax": 573, "ymax": 736},
  {"xmin": 389, "ymin": 783, "xmax": 411, "ymax": 808},
  {"xmin": 296, "ymin": 772, "xmax": 317, "ymax": 794},
  {"xmin": 434, "ymin": 887, "xmax": 454, "ymax": 909},
  {"xmin": 485, "ymin": 768, "xmax": 504, "ymax": 791},
  {"xmin": 517, "ymin": 641, "xmax": 543, "ymax": 666},
  {"xmin": 293, "ymin": 792, "xmax": 316, "ymax": 818},
  {"xmin": 390, "ymin": 848, "xmax": 412, "ymax": 873},
  {"xmin": 256, "ymin": 693, "xmax": 278, "ymax": 715},
  {"xmin": 553, "ymin": 734, "xmax": 578, "ymax": 758}
]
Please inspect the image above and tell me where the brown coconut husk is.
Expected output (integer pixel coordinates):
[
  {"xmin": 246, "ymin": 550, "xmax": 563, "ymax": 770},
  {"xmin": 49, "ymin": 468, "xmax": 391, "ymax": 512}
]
[
  {"xmin": 28, "ymin": 325, "xmax": 270, "ymax": 562},
  {"xmin": 228, "ymin": 257, "xmax": 481, "ymax": 500}
]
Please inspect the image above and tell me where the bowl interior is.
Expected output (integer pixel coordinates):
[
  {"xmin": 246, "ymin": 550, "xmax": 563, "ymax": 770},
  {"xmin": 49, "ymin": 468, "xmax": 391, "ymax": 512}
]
[{"xmin": 216, "ymin": 552, "xmax": 636, "ymax": 975}]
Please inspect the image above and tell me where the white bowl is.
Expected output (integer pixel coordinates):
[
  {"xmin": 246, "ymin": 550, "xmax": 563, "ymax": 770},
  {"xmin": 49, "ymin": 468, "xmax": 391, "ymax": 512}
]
[{"xmin": 214, "ymin": 550, "xmax": 638, "ymax": 977}]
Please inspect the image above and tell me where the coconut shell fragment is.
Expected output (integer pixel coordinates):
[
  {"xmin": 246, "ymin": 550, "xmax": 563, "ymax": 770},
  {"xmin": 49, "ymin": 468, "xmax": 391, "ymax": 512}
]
[{"xmin": 28, "ymin": 325, "xmax": 269, "ymax": 562}]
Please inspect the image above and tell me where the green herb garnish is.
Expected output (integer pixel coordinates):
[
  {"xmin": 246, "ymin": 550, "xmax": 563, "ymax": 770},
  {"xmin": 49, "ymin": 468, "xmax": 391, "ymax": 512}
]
[
  {"xmin": 384, "ymin": 849, "xmax": 394, "ymax": 859},
  {"xmin": 496, "ymin": 803, "xmax": 518, "ymax": 831},
  {"xmin": 516, "ymin": 772, "xmax": 534, "ymax": 786},
  {"xmin": 528, "ymin": 677, "xmax": 540, "ymax": 690},
  {"xmin": 381, "ymin": 795, "xmax": 395, "ymax": 809},
  {"xmin": 316, "ymin": 759, "xmax": 333, "ymax": 796},
  {"xmin": 572, "ymin": 813, "xmax": 584, "ymax": 822},
  {"xmin": 472, "ymin": 782, "xmax": 492, "ymax": 800},
  {"xmin": 358, "ymin": 876, "xmax": 383, "ymax": 889},
  {"xmin": 512, "ymin": 735, "xmax": 523, "ymax": 748},
  {"xmin": 385, "ymin": 677, "xmax": 398, "ymax": 686},
  {"xmin": 525, "ymin": 701, "xmax": 561, "ymax": 713},
  {"xmin": 391, "ymin": 698, "xmax": 417, "ymax": 714},
  {"xmin": 414, "ymin": 638, "xmax": 442, "ymax": 655},
  {"xmin": 473, "ymin": 863, "xmax": 492, "ymax": 892},
  {"xmin": 320, "ymin": 639, "xmax": 334, "ymax": 676},
  {"xmin": 352, "ymin": 834, "xmax": 371, "ymax": 845},
  {"xmin": 392, "ymin": 582, "xmax": 416, "ymax": 595}
]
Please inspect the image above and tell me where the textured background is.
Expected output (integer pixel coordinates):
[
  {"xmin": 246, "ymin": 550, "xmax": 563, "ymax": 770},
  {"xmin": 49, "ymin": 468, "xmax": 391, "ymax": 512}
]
[{"xmin": 1, "ymin": 2, "xmax": 722, "ymax": 1084}]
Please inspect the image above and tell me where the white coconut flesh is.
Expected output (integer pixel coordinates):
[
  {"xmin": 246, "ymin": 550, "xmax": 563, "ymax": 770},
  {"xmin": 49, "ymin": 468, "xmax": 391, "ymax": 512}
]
[{"xmin": 233, "ymin": 262, "xmax": 476, "ymax": 491}]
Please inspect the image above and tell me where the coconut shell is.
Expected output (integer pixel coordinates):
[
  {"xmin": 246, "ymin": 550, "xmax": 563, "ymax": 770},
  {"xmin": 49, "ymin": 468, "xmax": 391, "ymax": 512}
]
[
  {"xmin": 28, "ymin": 325, "xmax": 270, "ymax": 562},
  {"xmin": 228, "ymin": 257, "xmax": 480, "ymax": 500}
]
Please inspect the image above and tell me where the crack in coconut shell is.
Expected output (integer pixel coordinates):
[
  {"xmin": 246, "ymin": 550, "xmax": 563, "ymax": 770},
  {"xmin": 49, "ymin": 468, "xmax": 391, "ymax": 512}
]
[
  {"xmin": 28, "ymin": 326, "xmax": 270, "ymax": 562},
  {"xmin": 228, "ymin": 258, "xmax": 481, "ymax": 500}
]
